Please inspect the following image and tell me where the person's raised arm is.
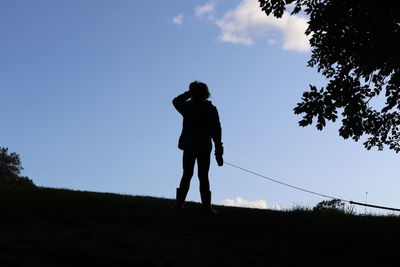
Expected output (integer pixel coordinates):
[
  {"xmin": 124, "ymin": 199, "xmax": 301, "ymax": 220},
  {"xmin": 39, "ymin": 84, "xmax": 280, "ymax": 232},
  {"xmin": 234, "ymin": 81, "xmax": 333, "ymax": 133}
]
[{"xmin": 172, "ymin": 91, "xmax": 191, "ymax": 115}]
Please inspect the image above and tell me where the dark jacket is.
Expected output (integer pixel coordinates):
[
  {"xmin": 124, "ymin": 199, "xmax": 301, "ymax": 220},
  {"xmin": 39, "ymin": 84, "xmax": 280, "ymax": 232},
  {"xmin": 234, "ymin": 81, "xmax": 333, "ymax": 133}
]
[{"xmin": 173, "ymin": 92, "xmax": 222, "ymax": 151}]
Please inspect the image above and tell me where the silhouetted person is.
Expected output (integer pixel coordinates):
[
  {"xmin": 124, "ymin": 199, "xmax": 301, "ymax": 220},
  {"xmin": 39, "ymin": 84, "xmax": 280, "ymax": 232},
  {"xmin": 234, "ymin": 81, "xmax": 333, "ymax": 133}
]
[{"xmin": 173, "ymin": 81, "xmax": 224, "ymax": 214}]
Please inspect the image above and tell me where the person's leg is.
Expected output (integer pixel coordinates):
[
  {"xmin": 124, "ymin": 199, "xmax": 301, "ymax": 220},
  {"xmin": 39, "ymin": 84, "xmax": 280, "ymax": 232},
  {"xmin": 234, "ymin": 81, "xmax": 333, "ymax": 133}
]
[
  {"xmin": 197, "ymin": 150, "xmax": 216, "ymax": 214},
  {"xmin": 197, "ymin": 150, "xmax": 211, "ymax": 193},
  {"xmin": 176, "ymin": 150, "xmax": 196, "ymax": 211},
  {"xmin": 179, "ymin": 150, "xmax": 196, "ymax": 191}
]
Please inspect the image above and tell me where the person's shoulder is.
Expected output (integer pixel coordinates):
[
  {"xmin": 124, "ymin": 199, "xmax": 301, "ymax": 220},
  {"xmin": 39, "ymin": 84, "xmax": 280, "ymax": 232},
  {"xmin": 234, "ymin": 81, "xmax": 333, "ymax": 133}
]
[
  {"xmin": 205, "ymin": 101, "xmax": 219, "ymax": 114},
  {"xmin": 206, "ymin": 100, "xmax": 217, "ymax": 109}
]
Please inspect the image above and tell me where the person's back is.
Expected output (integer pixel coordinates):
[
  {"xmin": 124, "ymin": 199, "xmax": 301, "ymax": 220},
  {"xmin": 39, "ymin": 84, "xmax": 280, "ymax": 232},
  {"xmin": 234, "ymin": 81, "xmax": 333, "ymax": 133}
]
[
  {"xmin": 172, "ymin": 81, "xmax": 223, "ymax": 214},
  {"xmin": 174, "ymin": 97, "xmax": 221, "ymax": 152}
]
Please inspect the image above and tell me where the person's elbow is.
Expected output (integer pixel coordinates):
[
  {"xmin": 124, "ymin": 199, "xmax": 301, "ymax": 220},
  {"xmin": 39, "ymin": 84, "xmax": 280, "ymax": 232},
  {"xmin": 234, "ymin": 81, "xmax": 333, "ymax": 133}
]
[{"xmin": 172, "ymin": 98, "xmax": 179, "ymax": 108}]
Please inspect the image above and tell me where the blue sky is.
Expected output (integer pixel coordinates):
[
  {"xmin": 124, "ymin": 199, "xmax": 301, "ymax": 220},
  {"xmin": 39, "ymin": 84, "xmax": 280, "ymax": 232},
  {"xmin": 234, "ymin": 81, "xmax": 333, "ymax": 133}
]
[{"xmin": 1, "ymin": 0, "xmax": 399, "ymax": 213}]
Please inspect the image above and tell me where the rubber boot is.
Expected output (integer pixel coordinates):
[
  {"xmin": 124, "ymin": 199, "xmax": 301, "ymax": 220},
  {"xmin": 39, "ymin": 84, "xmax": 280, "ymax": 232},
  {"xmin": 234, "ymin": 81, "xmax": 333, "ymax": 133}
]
[
  {"xmin": 200, "ymin": 190, "xmax": 217, "ymax": 215},
  {"xmin": 175, "ymin": 188, "xmax": 188, "ymax": 213}
]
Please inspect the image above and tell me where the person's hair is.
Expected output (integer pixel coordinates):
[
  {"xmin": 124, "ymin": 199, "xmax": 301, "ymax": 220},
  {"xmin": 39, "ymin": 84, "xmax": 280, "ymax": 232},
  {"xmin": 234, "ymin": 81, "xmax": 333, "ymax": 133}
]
[{"xmin": 189, "ymin": 81, "xmax": 211, "ymax": 100}]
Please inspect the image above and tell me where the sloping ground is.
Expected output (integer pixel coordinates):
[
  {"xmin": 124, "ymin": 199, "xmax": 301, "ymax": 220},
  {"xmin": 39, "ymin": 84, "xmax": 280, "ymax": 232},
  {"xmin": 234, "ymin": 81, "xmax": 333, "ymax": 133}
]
[{"xmin": 0, "ymin": 186, "xmax": 399, "ymax": 267}]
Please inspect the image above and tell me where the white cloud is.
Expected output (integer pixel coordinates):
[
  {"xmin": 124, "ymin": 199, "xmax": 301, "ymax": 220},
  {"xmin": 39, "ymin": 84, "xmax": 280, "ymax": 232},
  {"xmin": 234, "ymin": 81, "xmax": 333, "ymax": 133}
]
[
  {"xmin": 172, "ymin": 14, "xmax": 184, "ymax": 25},
  {"xmin": 195, "ymin": 2, "xmax": 216, "ymax": 18},
  {"xmin": 213, "ymin": 0, "xmax": 309, "ymax": 52},
  {"xmin": 221, "ymin": 197, "xmax": 281, "ymax": 210}
]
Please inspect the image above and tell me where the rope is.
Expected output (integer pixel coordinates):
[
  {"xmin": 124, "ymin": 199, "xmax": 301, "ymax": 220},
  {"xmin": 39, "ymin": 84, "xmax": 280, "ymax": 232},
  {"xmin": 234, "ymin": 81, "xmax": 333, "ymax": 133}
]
[
  {"xmin": 224, "ymin": 160, "xmax": 400, "ymax": 212},
  {"xmin": 349, "ymin": 201, "xmax": 400, "ymax": 212}
]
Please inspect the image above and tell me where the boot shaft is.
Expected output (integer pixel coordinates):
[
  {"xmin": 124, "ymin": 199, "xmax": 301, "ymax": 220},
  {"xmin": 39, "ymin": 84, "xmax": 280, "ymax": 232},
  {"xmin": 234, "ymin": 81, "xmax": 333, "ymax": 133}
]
[
  {"xmin": 200, "ymin": 190, "xmax": 217, "ymax": 215},
  {"xmin": 175, "ymin": 187, "xmax": 189, "ymax": 212}
]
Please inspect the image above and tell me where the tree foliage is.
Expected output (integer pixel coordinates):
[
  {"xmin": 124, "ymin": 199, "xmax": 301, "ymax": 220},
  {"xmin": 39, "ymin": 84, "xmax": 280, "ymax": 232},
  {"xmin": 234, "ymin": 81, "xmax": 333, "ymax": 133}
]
[
  {"xmin": 259, "ymin": 0, "xmax": 400, "ymax": 152},
  {"xmin": 0, "ymin": 147, "xmax": 35, "ymax": 187}
]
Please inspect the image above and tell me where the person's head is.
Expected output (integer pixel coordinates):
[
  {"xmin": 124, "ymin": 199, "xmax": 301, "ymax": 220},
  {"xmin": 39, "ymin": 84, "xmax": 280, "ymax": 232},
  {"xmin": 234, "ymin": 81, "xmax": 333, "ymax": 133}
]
[{"xmin": 189, "ymin": 81, "xmax": 210, "ymax": 100}]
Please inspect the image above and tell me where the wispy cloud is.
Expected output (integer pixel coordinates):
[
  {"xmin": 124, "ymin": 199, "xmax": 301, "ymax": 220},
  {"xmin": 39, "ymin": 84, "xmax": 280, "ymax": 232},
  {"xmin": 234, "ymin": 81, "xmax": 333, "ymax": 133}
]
[
  {"xmin": 198, "ymin": 0, "xmax": 309, "ymax": 52},
  {"xmin": 195, "ymin": 2, "xmax": 216, "ymax": 18},
  {"xmin": 172, "ymin": 14, "xmax": 184, "ymax": 25},
  {"xmin": 221, "ymin": 197, "xmax": 281, "ymax": 210}
]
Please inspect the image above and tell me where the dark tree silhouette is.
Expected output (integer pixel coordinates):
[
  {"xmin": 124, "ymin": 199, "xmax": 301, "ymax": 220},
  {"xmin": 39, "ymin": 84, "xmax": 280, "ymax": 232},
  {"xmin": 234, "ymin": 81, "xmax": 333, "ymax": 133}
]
[
  {"xmin": 0, "ymin": 147, "xmax": 35, "ymax": 187},
  {"xmin": 259, "ymin": 0, "xmax": 400, "ymax": 152}
]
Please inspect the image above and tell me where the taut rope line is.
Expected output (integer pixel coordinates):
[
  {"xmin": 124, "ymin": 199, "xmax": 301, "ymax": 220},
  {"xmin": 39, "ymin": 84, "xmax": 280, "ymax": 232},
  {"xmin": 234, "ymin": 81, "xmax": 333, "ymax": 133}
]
[{"xmin": 224, "ymin": 161, "xmax": 400, "ymax": 212}]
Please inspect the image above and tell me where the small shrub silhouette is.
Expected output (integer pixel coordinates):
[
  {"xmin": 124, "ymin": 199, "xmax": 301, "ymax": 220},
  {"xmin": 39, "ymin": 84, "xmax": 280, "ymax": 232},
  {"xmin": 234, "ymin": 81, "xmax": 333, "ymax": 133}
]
[
  {"xmin": 313, "ymin": 199, "xmax": 355, "ymax": 215},
  {"xmin": 0, "ymin": 147, "xmax": 35, "ymax": 188}
]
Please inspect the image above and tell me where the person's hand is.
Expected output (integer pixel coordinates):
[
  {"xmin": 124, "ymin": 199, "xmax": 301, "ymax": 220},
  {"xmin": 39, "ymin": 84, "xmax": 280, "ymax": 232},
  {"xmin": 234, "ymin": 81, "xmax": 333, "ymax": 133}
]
[
  {"xmin": 215, "ymin": 144, "xmax": 224, "ymax": 166},
  {"xmin": 215, "ymin": 154, "xmax": 224, "ymax": 166},
  {"xmin": 180, "ymin": 90, "xmax": 191, "ymax": 100}
]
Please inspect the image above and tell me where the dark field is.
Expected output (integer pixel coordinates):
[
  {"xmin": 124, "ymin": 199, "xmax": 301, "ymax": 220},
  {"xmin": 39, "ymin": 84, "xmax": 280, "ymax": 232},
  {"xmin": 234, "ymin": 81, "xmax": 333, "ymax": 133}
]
[{"xmin": 0, "ymin": 186, "xmax": 399, "ymax": 267}]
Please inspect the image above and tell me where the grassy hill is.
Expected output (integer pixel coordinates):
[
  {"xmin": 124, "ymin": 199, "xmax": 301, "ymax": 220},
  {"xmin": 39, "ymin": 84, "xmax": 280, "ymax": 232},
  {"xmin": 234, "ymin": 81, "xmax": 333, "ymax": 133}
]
[{"xmin": 1, "ymin": 186, "xmax": 399, "ymax": 267}]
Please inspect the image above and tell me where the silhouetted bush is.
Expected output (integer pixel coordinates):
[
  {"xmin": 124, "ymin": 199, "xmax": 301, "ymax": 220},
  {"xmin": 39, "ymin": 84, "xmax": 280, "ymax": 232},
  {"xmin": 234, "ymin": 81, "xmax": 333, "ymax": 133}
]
[
  {"xmin": 0, "ymin": 147, "xmax": 35, "ymax": 188},
  {"xmin": 313, "ymin": 199, "xmax": 355, "ymax": 215}
]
